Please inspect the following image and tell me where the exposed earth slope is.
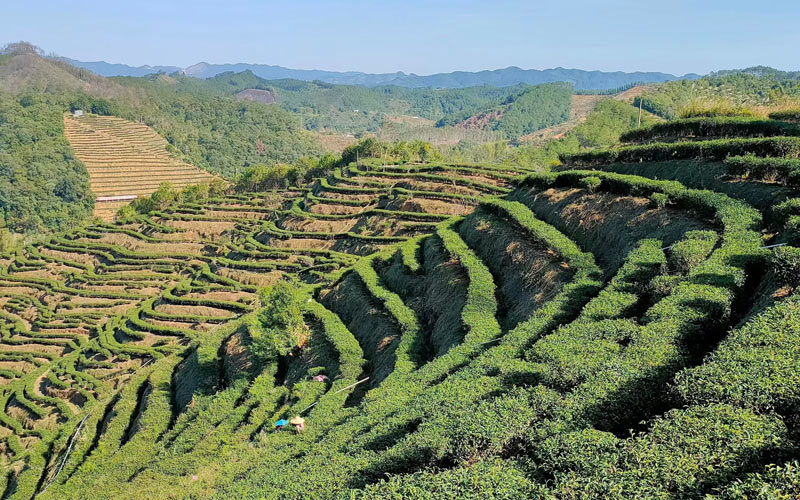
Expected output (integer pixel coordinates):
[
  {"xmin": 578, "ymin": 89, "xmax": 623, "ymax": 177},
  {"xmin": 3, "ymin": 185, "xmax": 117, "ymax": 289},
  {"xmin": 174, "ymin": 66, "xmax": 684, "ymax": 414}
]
[{"xmin": 63, "ymin": 114, "xmax": 216, "ymax": 219}]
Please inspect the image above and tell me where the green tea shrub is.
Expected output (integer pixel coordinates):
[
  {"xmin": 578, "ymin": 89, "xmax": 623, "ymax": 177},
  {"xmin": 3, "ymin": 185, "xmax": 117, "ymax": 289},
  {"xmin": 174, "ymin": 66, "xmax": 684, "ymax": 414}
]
[
  {"xmin": 248, "ymin": 281, "xmax": 309, "ymax": 362},
  {"xmin": 771, "ymin": 246, "xmax": 800, "ymax": 286},
  {"xmin": 580, "ymin": 176, "xmax": 602, "ymax": 193},
  {"xmin": 769, "ymin": 109, "xmax": 800, "ymax": 122},
  {"xmin": 621, "ymin": 117, "xmax": 800, "ymax": 144},
  {"xmin": 675, "ymin": 292, "xmax": 800, "ymax": 414},
  {"xmin": 649, "ymin": 192, "xmax": 669, "ymax": 209}
]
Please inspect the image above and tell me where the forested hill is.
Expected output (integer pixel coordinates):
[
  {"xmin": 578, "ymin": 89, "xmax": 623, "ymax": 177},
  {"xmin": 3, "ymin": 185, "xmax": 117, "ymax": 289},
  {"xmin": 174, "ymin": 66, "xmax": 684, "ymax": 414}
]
[
  {"xmin": 65, "ymin": 57, "xmax": 698, "ymax": 89},
  {"xmin": 0, "ymin": 44, "xmax": 323, "ymax": 235},
  {"xmin": 636, "ymin": 68, "xmax": 800, "ymax": 119},
  {"xmin": 108, "ymin": 70, "xmax": 576, "ymax": 139}
]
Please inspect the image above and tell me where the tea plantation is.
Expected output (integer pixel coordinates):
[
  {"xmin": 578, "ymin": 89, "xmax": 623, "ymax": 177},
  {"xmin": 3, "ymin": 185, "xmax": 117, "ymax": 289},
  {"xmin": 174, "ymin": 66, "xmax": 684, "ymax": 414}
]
[{"xmin": 0, "ymin": 116, "xmax": 798, "ymax": 498}]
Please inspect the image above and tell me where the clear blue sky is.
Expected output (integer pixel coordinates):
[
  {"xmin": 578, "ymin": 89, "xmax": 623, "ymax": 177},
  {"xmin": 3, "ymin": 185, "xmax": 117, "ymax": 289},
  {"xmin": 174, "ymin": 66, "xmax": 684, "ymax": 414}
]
[{"xmin": 2, "ymin": 0, "xmax": 798, "ymax": 75}]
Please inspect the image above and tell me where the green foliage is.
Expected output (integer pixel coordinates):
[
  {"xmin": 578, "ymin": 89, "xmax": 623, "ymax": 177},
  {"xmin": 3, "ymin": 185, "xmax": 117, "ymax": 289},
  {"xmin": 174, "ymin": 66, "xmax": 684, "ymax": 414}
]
[
  {"xmin": 570, "ymin": 99, "xmax": 657, "ymax": 148},
  {"xmin": 678, "ymin": 100, "xmax": 757, "ymax": 119},
  {"xmin": 546, "ymin": 404, "xmax": 790, "ymax": 499},
  {"xmin": 675, "ymin": 292, "xmax": 800, "ymax": 414},
  {"xmin": 103, "ymin": 76, "xmax": 324, "ymax": 178},
  {"xmin": 636, "ymin": 71, "xmax": 800, "ymax": 119},
  {"xmin": 0, "ymin": 228, "xmax": 21, "ymax": 255},
  {"xmin": 353, "ymin": 459, "xmax": 545, "ymax": 499},
  {"xmin": 490, "ymin": 82, "xmax": 573, "ymax": 138},
  {"xmin": 563, "ymin": 136, "xmax": 800, "ymax": 167},
  {"xmin": 715, "ymin": 461, "xmax": 800, "ymax": 500},
  {"xmin": 621, "ymin": 117, "xmax": 800, "ymax": 144},
  {"xmin": 9, "ymin": 66, "xmax": 800, "ymax": 499},
  {"xmin": 249, "ymin": 281, "xmax": 309, "ymax": 362},
  {"xmin": 340, "ymin": 138, "xmax": 442, "ymax": 166},
  {"xmin": 268, "ymin": 79, "xmax": 533, "ymax": 134},
  {"xmin": 579, "ymin": 176, "xmax": 602, "ymax": 193},
  {"xmin": 669, "ymin": 230, "xmax": 718, "ymax": 273},
  {"xmin": 0, "ymin": 91, "xmax": 94, "ymax": 233},
  {"xmin": 122, "ymin": 179, "xmax": 227, "ymax": 216},
  {"xmin": 769, "ymin": 109, "xmax": 800, "ymax": 122},
  {"xmin": 464, "ymin": 99, "xmax": 656, "ymax": 169},
  {"xmin": 649, "ymin": 192, "xmax": 669, "ymax": 209},
  {"xmin": 771, "ymin": 246, "xmax": 800, "ymax": 287}
]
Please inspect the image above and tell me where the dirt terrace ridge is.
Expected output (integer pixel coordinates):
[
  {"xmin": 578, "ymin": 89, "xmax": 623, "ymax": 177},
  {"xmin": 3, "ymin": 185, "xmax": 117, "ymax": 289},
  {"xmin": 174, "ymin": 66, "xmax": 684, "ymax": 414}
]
[{"xmin": 64, "ymin": 114, "xmax": 216, "ymax": 219}]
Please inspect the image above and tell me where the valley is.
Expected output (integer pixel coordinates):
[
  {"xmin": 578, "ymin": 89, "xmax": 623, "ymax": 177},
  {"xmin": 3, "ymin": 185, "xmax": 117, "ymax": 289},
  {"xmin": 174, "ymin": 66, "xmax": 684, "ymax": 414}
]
[{"xmin": 0, "ymin": 33, "xmax": 799, "ymax": 500}]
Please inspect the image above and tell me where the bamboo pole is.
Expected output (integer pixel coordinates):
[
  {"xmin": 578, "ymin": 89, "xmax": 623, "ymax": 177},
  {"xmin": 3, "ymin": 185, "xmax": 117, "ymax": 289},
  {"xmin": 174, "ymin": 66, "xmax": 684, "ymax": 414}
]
[{"xmin": 299, "ymin": 376, "xmax": 371, "ymax": 415}]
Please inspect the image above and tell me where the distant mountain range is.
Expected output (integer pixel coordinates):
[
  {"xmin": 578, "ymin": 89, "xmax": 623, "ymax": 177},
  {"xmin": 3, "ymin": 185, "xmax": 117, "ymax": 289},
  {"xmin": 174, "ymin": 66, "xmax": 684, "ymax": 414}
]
[
  {"xmin": 60, "ymin": 57, "xmax": 701, "ymax": 90},
  {"xmin": 59, "ymin": 58, "xmax": 182, "ymax": 77}
]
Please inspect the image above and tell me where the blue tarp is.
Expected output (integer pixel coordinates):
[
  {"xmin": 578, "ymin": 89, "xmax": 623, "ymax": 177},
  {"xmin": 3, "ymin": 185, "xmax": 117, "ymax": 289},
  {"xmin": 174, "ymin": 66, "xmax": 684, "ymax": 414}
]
[{"xmin": 275, "ymin": 419, "xmax": 289, "ymax": 427}]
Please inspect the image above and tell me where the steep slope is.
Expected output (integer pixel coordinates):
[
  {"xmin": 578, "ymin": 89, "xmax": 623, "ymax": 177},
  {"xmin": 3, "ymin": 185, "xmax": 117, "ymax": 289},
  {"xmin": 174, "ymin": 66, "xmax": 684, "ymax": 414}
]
[
  {"xmin": 63, "ymin": 114, "xmax": 216, "ymax": 219},
  {"xmin": 0, "ymin": 159, "xmax": 527, "ymax": 499},
  {"xmin": 0, "ymin": 44, "xmax": 131, "ymax": 99},
  {"xmin": 0, "ymin": 115, "xmax": 797, "ymax": 498}
]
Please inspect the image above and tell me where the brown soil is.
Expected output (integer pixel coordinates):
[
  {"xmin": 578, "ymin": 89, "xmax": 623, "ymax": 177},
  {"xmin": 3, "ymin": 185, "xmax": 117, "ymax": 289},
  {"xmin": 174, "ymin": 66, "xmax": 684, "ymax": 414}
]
[
  {"xmin": 314, "ymin": 132, "xmax": 359, "ymax": 154},
  {"xmin": 234, "ymin": 89, "xmax": 276, "ymax": 104},
  {"xmin": 213, "ymin": 268, "xmax": 283, "ymax": 288},
  {"xmin": 155, "ymin": 303, "xmax": 233, "ymax": 318},
  {"xmin": 458, "ymin": 110, "xmax": 504, "ymax": 130},
  {"xmin": 309, "ymin": 203, "xmax": 368, "ymax": 215},
  {"xmin": 223, "ymin": 331, "xmax": 255, "ymax": 383},
  {"xmin": 520, "ymin": 94, "xmax": 609, "ymax": 143},
  {"xmin": 385, "ymin": 198, "xmax": 475, "ymax": 216},
  {"xmin": 511, "ymin": 187, "xmax": 711, "ymax": 276},
  {"xmin": 93, "ymin": 233, "xmax": 205, "ymax": 255},
  {"xmin": 279, "ymin": 217, "xmax": 361, "ymax": 233}
]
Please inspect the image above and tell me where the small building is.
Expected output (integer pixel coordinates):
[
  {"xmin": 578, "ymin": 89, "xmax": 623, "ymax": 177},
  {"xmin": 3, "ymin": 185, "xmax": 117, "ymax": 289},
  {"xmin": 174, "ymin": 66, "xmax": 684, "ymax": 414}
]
[{"xmin": 73, "ymin": 109, "xmax": 84, "ymax": 117}]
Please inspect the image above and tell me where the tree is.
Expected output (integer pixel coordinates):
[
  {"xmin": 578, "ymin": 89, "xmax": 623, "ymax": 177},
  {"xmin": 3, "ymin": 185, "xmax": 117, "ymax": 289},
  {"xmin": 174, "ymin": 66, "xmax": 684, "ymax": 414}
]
[
  {"xmin": 54, "ymin": 177, "xmax": 80, "ymax": 202},
  {"xmin": 0, "ymin": 228, "xmax": 20, "ymax": 255},
  {"xmin": 248, "ymin": 281, "xmax": 308, "ymax": 362},
  {"xmin": 182, "ymin": 183, "xmax": 209, "ymax": 203},
  {"xmin": 416, "ymin": 141, "xmax": 442, "ymax": 163}
]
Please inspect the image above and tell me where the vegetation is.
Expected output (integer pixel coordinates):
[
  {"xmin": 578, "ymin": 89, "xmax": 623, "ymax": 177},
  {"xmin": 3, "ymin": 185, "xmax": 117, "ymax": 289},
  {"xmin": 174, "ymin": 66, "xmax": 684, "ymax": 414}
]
[
  {"xmin": 262, "ymin": 79, "xmax": 572, "ymax": 139},
  {"xmin": 635, "ymin": 69, "xmax": 800, "ymax": 119},
  {"xmin": 4, "ymin": 43, "xmax": 800, "ymax": 499},
  {"xmin": 248, "ymin": 281, "xmax": 309, "ymax": 362},
  {"xmin": 0, "ymin": 92, "xmax": 93, "ymax": 233}
]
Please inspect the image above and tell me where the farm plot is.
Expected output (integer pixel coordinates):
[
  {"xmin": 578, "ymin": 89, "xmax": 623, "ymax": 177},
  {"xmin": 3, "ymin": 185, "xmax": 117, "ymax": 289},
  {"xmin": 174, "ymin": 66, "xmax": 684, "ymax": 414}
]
[
  {"xmin": 3, "ymin": 117, "xmax": 800, "ymax": 499},
  {"xmin": 63, "ymin": 114, "xmax": 216, "ymax": 219}
]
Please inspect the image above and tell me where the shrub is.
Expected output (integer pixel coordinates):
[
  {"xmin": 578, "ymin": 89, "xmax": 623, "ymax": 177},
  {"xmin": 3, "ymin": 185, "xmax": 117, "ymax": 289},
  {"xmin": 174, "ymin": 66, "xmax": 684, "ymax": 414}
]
[
  {"xmin": 677, "ymin": 100, "xmax": 757, "ymax": 119},
  {"xmin": 353, "ymin": 458, "xmax": 547, "ymax": 500},
  {"xmin": 649, "ymin": 192, "xmax": 669, "ymax": 209},
  {"xmin": 580, "ymin": 176, "xmax": 602, "ymax": 193},
  {"xmin": 621, "ymin": 117, "xmax": 800, "ymax": 144},
  {"xmin": 769, "ymin": 109, "xmax": 800, "ymax": 122},
  {"xmin": 248, "ymin": 281, "xmax": 309, "ymax": 362},
  {"xmin": 724, "ymin": 154, "xmax": 800, "ymax": 186},
  {"xmin": 669, "ymin": 230, "xmax": 718, "ymax": 273},
  {"xmin": 549, "ymin": 404, "xmax": 791, "ymax": 499},
  {"xmin": 771, "ymin": 246, "xmax": 800, "ymax": 287},
  {"xmin": 716, "ymin": 461, "xmax": 800, "ymax": 500},
  {"xmin": 675, "ymin": 292, "xmax": 800, "ymax": 414},
  {"xmin": 562, "ymin": 137, "xmax": 800, "ymax": 167}
]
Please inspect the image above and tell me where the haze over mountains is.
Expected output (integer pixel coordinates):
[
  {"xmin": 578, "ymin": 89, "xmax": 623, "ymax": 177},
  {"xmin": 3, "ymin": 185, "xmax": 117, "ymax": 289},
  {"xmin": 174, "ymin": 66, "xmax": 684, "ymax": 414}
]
[{"xmin": 60, "ymin": 56, "xmax": 700, "ymax": 89}]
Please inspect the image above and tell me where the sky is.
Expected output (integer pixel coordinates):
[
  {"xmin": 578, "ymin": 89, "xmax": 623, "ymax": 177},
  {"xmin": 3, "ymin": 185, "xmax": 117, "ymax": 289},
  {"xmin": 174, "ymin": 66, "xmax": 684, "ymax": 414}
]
[{"xmin": 2, "ymin": 0, "xmax": 799, "ymax": 76}]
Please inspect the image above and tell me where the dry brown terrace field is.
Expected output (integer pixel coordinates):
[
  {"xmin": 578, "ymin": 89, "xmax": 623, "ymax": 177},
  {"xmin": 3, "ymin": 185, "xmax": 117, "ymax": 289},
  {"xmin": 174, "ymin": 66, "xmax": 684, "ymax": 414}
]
[{"xmin": 63, "ymin": 114, "xmax": 216, "ymax": 219}]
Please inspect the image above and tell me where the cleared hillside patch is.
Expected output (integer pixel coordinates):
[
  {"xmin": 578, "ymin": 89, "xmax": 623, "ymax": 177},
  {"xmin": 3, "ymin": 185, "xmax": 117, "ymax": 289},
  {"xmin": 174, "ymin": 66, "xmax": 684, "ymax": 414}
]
[{"xmin": 63, "ymin": 114, "xmax": 216, "ymax": 219}]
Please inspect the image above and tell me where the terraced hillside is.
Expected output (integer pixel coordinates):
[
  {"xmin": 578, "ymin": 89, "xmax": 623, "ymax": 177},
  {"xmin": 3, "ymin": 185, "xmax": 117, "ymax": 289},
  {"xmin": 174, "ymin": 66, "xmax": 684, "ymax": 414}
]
[
  {"xmin": 63, "ymin": 114, "xmax": 216, "ymax": 219},
  {"xmin": 1, "ymin": 115, "xmax": 800, "ymax": 499},
  {"xmin": 0, "ymin": 159, "xmax": 524, "ymax": 498}
]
